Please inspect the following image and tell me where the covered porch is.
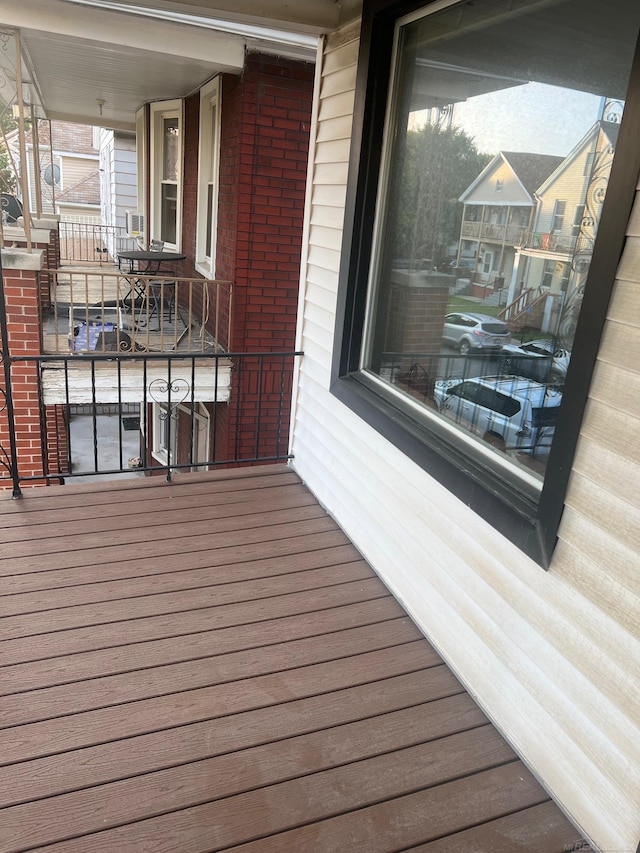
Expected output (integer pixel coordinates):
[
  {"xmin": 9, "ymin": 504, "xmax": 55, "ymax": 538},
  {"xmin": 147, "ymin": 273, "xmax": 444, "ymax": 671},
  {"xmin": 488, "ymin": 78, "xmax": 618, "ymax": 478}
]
[{"xmin": 0, "ymin": 465, "xmax": 584, "ymax": 852}]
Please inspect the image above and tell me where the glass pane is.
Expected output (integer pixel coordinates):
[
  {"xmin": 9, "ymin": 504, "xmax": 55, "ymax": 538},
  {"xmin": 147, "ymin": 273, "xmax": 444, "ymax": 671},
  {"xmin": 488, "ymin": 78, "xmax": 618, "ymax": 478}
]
[
  {"xmin": 163, "ymin": 117, "xmax": 179, "ymax": 181},
  {"xmin": 365, "ymin": 0, "xmax": 640, "ymax": 482},
  {"xmin": 161, "ymin": 183, "xmax": 177, "ymax": 244},
  {"xmin": 206, "ymin": 182, "xmax": 214, "ymax": 258}
]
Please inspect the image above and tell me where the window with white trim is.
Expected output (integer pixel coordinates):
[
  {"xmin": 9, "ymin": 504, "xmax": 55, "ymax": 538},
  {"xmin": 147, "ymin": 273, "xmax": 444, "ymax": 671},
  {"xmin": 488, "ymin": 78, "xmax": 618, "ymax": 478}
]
[
  {"xmin": 151, "ymin": 403, "xmax": 177, "ymax": 466},
  {"xmin": 150, "ymin": 100, "xmax": 182, "ymax": 250},
  {"xmin": 196, "ymin": 78, "xmax": 221, "ymax": 278}
]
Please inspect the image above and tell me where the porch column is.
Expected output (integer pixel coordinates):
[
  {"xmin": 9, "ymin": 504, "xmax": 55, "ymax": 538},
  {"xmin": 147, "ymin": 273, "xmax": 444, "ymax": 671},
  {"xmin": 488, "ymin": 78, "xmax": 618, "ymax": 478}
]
[{"xmin": 0, "ymin": 249, "xmax": 65, "ymax": 487}]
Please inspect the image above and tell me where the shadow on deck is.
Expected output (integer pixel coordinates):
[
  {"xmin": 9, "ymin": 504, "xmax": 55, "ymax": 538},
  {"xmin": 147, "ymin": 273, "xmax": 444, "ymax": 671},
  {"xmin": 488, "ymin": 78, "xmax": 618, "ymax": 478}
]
[{"xmin": 0, "ymin": 465, "xmax": 585, "ymax": 852}]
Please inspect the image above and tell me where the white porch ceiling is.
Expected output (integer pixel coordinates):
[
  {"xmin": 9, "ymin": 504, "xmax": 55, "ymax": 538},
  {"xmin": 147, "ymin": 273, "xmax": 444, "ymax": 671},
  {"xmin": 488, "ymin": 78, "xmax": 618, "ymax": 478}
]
[{"xmin": 0, "ymin": 0, "xmax": 354, "ymax": 131}]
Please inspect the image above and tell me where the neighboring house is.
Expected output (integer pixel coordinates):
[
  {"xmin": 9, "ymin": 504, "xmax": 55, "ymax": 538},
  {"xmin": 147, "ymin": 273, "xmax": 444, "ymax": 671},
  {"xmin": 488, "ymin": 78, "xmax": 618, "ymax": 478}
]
[
  {"xmin": 512, "ymin": 120, "xmax": 620, "ymax": 336},
  {"xmin": 98, "ymin": 127, "xmax": 137, "ymax": 256},
  {"xmin": 457, "ymin": 151, "xmax": 562, "ymax": 293},
  {"xmin": 2, "ymin": 22, "xmax": 314, "ymax": 475},
  {"xmin": 0, "ymin": 2, "xmax": 639, "ymax": 853},
  {"xmin": 9, "ymin": 120, "xmax": 101, "ymax": 221},
  {"xmin": 136, "ymin": 53, "xmax": 313, "ymax": 470}
]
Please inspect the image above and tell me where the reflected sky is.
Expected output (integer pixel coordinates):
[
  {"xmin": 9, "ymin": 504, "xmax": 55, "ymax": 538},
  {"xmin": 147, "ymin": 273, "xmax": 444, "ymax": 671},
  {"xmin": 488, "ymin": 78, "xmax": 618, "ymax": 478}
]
[{"xmin": 450, "ymin": 82, "xmax": 604, "ymax": 157}]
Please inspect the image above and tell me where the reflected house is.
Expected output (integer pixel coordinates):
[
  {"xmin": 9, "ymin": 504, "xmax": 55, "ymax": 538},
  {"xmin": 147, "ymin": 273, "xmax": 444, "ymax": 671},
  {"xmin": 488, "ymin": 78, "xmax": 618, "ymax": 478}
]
[
  {"xmin": 457, "ymin": 151, "xmax": 563, "ymax": 295},
  {"xmin": 456, "ymin": 117, "xmax": 621, "ymax": 339},
  {"xmin": 509, "ymin": 119, "xmax": 621, "ymax": 340}
]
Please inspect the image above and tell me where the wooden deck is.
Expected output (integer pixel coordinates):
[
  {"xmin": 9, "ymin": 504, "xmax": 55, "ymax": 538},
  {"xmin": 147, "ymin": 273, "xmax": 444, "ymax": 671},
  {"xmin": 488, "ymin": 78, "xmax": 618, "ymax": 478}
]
[{"xmin": 0, "ymin": 465, "xmax": 584, "ymax": 852}]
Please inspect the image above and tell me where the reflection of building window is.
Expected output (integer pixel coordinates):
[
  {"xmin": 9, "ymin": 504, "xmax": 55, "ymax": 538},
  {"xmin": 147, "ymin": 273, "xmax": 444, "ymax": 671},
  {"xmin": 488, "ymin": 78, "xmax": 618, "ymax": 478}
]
[
  {"xmin": 541, "ymin": 260, "xmax": 556, "ymax": 288},
  {"xmin": 572, "ymin": 204, "xmax": 585, "ymax": 237},
  {"xmin": 551, "ymin": 200, "xmax": 566, "ymax": 232},
  {"xmin": 333, "ymin": 0, "xmax": 639, "ymax": 566},
  {"xmin": 151, "ymin": 100, "xmax": 182, "ymax": 249}
]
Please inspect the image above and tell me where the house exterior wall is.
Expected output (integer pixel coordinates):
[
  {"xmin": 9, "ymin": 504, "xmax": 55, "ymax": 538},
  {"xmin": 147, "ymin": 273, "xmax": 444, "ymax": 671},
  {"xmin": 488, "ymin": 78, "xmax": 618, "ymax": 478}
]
[
  {"xmin": 0, "ymin": 251, "xmax": 66, "ymax": 486},
  {"xmin": 534, "ymin": 139, "xmax": 592, "ymax": 240},
  {"xmin": 146, "ymin": 53, "xmax": 313, "ymax": 470},
  {"xmin": 99, "ymin": 129, "xmax": 137, "ymax": 234},
  {"xmin": 463, "ymin": 158, "xmax": 533, "ymax": 205},
  {"xmin": 290, "ymin": 20, "xmax": 640, "ymax": 853}
]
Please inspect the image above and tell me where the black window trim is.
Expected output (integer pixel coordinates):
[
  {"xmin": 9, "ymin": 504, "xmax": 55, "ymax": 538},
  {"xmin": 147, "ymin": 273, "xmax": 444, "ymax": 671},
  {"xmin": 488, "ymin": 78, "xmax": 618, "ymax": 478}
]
[{"xmin": 331, "ymin": 0, "xmax": 640, "ymax": 568}]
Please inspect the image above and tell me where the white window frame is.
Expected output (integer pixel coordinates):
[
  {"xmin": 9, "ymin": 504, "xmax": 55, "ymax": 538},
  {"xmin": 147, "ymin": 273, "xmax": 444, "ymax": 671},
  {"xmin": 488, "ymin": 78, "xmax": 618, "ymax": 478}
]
[
  {"xmin": 135, "ymin": 106, "xmax": 148, "ymax": 246},
  {"xmin": 178, "ymin": 402, "xmax": 211, "ymax": 471},
  {"xmin": 195, "ymin": 78, "xmax": 221, "ymax": 278},
  {"xmin": 150, "ymin": 99, "xmax": 183, "ymax": 251},
  {"xmin": 151, "ymin": 403, "xmax": 178, "ymax": 466}
]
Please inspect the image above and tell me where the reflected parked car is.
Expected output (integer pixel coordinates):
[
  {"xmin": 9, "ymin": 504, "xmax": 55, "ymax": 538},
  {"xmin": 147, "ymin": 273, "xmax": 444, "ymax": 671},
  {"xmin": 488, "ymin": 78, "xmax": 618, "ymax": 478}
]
[
  {"xmin": 442, "ymin": 312, "xmax": 511, "ymax": 355},
  {"xmin": 433, "ymin": 375, "xmax": 563, "ymax": 457},
  {"xmin": 500, "ymin": 339, "xmax": 571, "ymax": 383}
]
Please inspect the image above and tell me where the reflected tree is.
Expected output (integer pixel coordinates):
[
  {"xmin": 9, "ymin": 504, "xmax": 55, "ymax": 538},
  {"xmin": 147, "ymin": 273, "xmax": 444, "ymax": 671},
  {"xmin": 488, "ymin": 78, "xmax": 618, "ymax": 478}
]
[{"xmin": 392, "ymin": 122, "xmax": 489, "ymax": 268}]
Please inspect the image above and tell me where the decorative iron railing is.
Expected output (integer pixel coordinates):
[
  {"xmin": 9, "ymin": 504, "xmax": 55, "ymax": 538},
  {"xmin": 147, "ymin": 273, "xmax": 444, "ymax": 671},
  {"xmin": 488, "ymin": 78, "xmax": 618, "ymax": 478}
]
[
  {"xmin": 58, "ymin": 222, "xmax": 139, "ymax": 265},
  {"xmin": 0, "ymin": 349, "xmax": 302, "ymax": 493},
  {"xmin": 460, "ymin": 221, "xmax": 527, "ymax": 244},
  {"xmin": 45, "ymin": 269, "xmax": 232, "ymax": 354}
]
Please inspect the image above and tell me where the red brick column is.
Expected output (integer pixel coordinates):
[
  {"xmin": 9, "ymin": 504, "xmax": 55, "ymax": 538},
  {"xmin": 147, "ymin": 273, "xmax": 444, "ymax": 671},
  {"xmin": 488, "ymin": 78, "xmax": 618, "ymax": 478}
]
[
  {"xmin": 0, "ymin": 251, "xmax": 53, "ymax": 488},
  {"xmin": 385, "ymin": 269, "xmax": 453, "ymax": 402},
  {"xmin": 217, "ymin": 55, "xmax": 313, "ymax": 465}
]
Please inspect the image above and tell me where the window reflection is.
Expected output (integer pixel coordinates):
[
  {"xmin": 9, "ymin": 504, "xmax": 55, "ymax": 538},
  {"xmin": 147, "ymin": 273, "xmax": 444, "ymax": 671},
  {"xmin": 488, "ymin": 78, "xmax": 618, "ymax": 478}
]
[{"xmin": 364, "ymin": 0, "xmax": 635, "ymax": 480}]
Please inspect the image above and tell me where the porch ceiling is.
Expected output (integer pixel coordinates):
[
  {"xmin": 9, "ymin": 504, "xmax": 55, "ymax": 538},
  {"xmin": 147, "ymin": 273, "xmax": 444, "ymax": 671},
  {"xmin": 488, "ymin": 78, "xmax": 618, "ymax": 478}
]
[{"xmin": 0, "ymin": 0, "xmax": 340, "ymax": 131}]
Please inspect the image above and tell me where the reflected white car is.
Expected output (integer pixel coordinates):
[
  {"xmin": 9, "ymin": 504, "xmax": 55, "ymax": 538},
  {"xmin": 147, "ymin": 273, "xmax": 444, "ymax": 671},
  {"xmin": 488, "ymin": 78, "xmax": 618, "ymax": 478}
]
[
  {"xmin": 433, "ymin": 375, "xmax": 563, "ymax": 457},
  {"xmin": 500, "ymin": 339, "xmax": 571, "ymax": 383},
  {"xmin": 442, "ymin": 312, "xmax": 511, "ymax": 355}
]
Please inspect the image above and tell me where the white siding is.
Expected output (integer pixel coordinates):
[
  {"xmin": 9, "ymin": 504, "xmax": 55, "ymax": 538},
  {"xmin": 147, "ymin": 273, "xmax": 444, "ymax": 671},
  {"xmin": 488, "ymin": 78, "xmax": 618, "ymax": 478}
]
[{"xmin": 291, "ymin": 20, "xmax": 640, "ymax": 853}]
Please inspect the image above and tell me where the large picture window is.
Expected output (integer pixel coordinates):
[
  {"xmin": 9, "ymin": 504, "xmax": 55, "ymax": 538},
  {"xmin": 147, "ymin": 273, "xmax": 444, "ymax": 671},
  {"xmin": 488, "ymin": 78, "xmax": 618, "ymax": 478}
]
[{"xmin": 334, "ymin": 0, "xmax": 640, "ymax": 565}]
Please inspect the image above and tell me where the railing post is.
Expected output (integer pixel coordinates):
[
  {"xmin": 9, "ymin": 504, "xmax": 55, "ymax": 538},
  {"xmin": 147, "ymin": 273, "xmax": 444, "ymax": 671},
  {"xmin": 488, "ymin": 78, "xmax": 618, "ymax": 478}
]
[{"xmin": 0, "ymin": 253, "xmax": 22, "ymax": 497}]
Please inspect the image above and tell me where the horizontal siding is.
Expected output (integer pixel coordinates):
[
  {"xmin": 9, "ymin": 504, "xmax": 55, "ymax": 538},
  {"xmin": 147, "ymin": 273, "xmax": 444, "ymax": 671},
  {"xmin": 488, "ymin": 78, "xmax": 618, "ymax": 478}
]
[{"xmin": 291, "ymin": 19, "xmax": 640, "ymax": 853}]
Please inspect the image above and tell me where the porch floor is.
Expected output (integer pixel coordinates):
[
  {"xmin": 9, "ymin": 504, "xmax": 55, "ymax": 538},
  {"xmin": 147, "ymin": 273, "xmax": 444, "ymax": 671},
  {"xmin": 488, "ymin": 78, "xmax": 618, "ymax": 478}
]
[{"xmin": 0, "ymin": 465, "xmax": 584, "ymax": 852}]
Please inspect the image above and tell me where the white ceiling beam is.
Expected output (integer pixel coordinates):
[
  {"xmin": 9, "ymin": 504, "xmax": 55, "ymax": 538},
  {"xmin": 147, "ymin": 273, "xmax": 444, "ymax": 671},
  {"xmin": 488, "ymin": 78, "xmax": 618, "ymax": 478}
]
[
  {"xmin": 0, "ymin": 0, "xmax": 247, "ymax": 69},
  {"xmin": 47, "ymin": 110, "xmax": 136, "ymax": 132},
  {"xmin": 120, "ymin": 0, "xmax": 342, "ymax": 34}
]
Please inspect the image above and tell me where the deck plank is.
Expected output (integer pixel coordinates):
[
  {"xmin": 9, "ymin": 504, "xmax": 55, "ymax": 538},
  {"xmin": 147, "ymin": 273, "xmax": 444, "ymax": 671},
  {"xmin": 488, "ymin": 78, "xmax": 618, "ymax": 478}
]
[
  {"xmin": 0, "ymin": 598, "xmax": 405, "ymax": 695},
  {"xmin": 1, "ymin": 581, "xmax": 393, "ymax": 664},
  {"xmin": 0, "ymin": 726, "xmax": 509, "ymax": 853},
  {"xmin": 0, "ymin": 643, "xmax": 440, "ymax": 765},
  {"xmin": 0, "ymin": 482, "xmax": 315, "ymax": 542},
  {"xmin": 0, "ymin": 618, "xmax": 424, "ymax": 727},
  {"xmin": 1, "ymin": 675, "xmax": 472, "ymax": 808},
  {"xmin": 0, "ymin": 514, "xmax": 340, "ymax": 575},
  {"xmin": 407, "ymin": 801, "xmax": 584, "ymax": 852},
  {"xmin": 1, "ymin": 532, "xmax": 359, "ymax": 592},
  {"xmin": 0, "ymin": 466, "xmax": 585, "ymax": 852},
  {"xmin": 0, "ymin": 562, "xmax": 377, "ymax": 633}
]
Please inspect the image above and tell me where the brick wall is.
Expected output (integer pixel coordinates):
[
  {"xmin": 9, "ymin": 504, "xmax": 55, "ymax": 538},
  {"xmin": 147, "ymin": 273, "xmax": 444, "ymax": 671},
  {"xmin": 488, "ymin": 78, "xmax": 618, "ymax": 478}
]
[
  {"xmin": 155, "ymin": 54, "xmax": 312, "ymax": 471},
  {"xmin": 217, "ymin": 54, "xmax": 313, "ymax": 464},
  {"xmin": 0, "ymin": 266, "xmax": 54, "ymax": 487}
]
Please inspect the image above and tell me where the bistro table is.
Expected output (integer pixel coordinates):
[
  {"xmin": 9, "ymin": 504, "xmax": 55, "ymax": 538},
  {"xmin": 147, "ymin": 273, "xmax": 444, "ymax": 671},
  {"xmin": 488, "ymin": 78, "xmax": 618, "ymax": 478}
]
[
  {"xmin": 117, "ymin": 249, "xmax": 186, "ymax": 275},
  {"xmin": 117, "ymin": 250, "xmax": 186, "ymax": 325}
]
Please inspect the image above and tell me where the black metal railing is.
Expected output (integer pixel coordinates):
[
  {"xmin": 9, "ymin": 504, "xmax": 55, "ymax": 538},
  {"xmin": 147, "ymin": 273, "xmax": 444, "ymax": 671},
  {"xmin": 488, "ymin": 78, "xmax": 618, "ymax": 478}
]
[
  {"xmin": 47, "ymin": 269, "xmax": 233, "ymax": 354},
  {"xmin": 0, "ymin": 350, "xmax": 302, "ymax": 493},
  {"xmin": 59, "ymin": 222, "xmax": 138, "ymax": 265}
]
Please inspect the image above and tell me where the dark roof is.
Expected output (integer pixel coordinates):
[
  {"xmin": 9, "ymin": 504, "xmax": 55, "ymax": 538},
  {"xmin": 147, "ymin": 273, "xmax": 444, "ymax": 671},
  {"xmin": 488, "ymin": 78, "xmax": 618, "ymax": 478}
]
[{"xmin": 501, "ymin": 152, "xmax": 564, "ymax": 195}]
